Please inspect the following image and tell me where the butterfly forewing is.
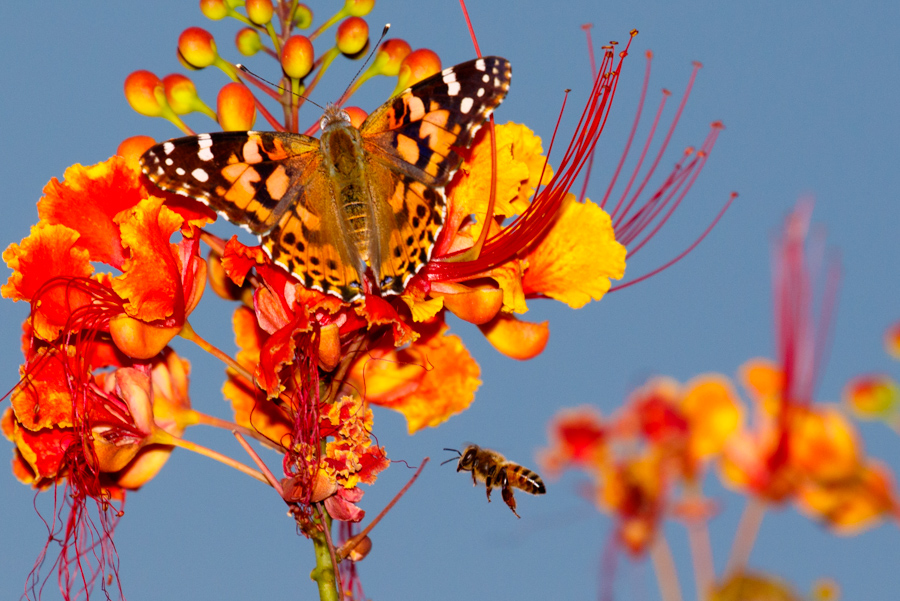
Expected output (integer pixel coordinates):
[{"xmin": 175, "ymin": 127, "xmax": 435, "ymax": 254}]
[
  {"xmin": 141, "ymin": 131, "xmax": 320, "ymax": 234},
  {"xmin": 360, "ymin": 56, "xmax": 512, "ymax": 292},
  {"xmin": 361, "ymin": 56, "xmax": 512, "ymax": 186},
  {"xmin": 138, "ymin": 56, "xmax": 512, "ymax": 302}
]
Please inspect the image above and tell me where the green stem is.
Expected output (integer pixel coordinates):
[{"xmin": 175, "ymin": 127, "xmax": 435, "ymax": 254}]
[{"xmin": 309, "ymin": 513, "xmax": 340, "ymax": 601}]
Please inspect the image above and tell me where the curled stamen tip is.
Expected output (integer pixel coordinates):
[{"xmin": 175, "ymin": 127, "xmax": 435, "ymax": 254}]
[
  {"xmin": 564, "ymin": 88, "xmax": 572, "ymax": 93},
  {"xmin": 693, "ymin": 61, "xmax": 704, "ymax": 69},
  {"xmin": 581, "ymin": 23, "xmax": 593, "ymax": 31},
  {"xmin": 711, "ymin": 120, "xmax": 725, "ymax": 129},
  {"xmin": 645, "ymin": 50, "xmax": 653, "ymax": 59},
  {"xmin": 662, "ymin": 88, "xmax": 672, "ymax": 96},
  {"xmin": 601, "ymin": 44, "xmax": 613, "ymax": 50},
  {"xmin": 630, "ymin": 29, "xmax": 639, "ymax": 37},
  {"xmin": 684, "ymin": 146, "xmax": 696, "ymax": 156}
]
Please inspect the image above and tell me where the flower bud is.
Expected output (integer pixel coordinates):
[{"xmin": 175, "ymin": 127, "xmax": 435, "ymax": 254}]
[
  {"xmin": 217, "ymin": 82, "xmax": 256, "ymax": 130},
  {"xmin": 235, "ymin": 27, "xmax": 263, "ymax": 56},
  {"xmin": 124, "ymin": 70, "xmax": 166, "ymax": 117},
  {"xmin": 396, "ymin": 48, "xmax": 441, "ymax": 91},
  {"xmin": 336, "ymin": 17, "xmax": 368, "ymax": 56},
  {"xmin": 117, "ymin": 136, "xmax": 157, "ymax": 172},
  {"xmin": 245, "ymin": 0, "xmax": 274, "ymax": 25},
  {"xmin": 199, "ymin": 0, "xmax": 229, "ymax": 20},
  {"xmin": 375, "ymin": 39, "xmax": 411, "ymax": 76},
  {"xmin": 292, "ymin": 3, "xmax": 313, "ymax": 28},
  {"xmin": 281, "ymin": 35, "xmax": 314, "ymax": 79},
  {"xmin": 178, "ymin": 27, "xmax": 218, "ymax": 69},
  {"xmin": 342, "ymin": 106, "xmax": 367, "ymax": 128},
  {"xmin": 162, "ymin": 74, "xmax": 201, "ymax": 115},
  {"xmin": 343, "ymin": 0, "xmax": 374, "ymax": 17}
]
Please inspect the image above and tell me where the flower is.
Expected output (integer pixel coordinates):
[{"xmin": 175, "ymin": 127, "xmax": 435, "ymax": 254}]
[
  {"xmin": 539, "ymin": 374, "xmax": 741, "ymax": 555},
  {"xmin": 719, "ymin": 201, "xmax": 900, "ymax": 532}
]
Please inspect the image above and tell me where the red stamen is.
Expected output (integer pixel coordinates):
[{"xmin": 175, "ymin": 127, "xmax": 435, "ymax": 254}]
[
  {"xmin": 458, "ymin": 0, "xmax": 482, "ymax": 58},
  {"xmin": 427, "ymin": 33, "xmax": 636, "ymax": 283}
]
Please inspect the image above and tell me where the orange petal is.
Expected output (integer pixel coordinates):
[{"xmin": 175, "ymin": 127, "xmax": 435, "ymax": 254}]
[
  {"xmin": 12, "ymin": 349, "xmax": 74, "ymax": 431},
  {"xmin": 37, "ymin": 157, "xmax": 148, "ymax": 269},
  {"xmin": 739, "ymin": 358, "xmax": 783, "ymax": 411},
  {"xmin": 681, "ymin": 374, "xmax": 744, "ymax": 460},
  {"xmin": 538, "ymin": 406, "xmax": 607, "ymax": 475},
  {"xmin": 523, "ymin": 195, "xmax": 626, "ymax": 308},
  {"xmin": 479, "ymin": 314, "xmax": 549, "ymax": 360},
  {"xmin": 439, "ymin": 284, "xmax": 503, "ymax": 325},
  {"xmin": 2, "ymin": 222, "xmax": 94, "ymax": 341},
  {"xmin": 451, "ymin": 123, "xmax": 542, "ymax": 228},
  {"xmin": 111, "ymin": 196, "xmax": 185, "ymax": 322},
  {"xmin": 359, "ymin": 329, "xmax": 481, "ymax": 433},
  {"xmin": 109, "ymin": 314, "xmax": 181, "ymax": 359},
  {"xmin": 797, "ymin": 460, "xmax": 899, "ymax": 534},
  {"xmin": 790, "ymin": 405, "xmax": 860, "ymax": 482}
]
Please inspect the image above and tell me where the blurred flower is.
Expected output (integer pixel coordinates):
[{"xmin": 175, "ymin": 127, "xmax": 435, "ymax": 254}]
[
  {"xmin": 540, "ymin": 375, "xmax": 740, "ymax": 555},
  {"xmin": 719, "ymin": 201, "xmax": 900, "ymax": 533}
]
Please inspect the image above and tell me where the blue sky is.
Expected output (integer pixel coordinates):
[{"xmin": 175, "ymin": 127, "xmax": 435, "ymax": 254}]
[{"xmin": 1, "ymin": 1, "xmax": 899, "ymax": 600}]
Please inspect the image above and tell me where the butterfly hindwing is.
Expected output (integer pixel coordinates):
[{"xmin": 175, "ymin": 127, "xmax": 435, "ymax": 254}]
[{"xmin": 141, "ymin": 131, "xmax": 320, "ymax": 234}]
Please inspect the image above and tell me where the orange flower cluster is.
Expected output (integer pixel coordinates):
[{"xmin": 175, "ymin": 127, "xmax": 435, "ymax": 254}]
[
  {"xmin": 2, "ymin": 2, "xmax": 647, "ymax": 596},
  {"xmin": 540, "ymin": 375, "xmax": 741, "ymax": 555}
]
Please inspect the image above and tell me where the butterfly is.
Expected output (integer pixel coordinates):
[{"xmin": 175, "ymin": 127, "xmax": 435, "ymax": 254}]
[{"xmin": 140, "ymin": 56, "xmax": 512, "ymax": 302}]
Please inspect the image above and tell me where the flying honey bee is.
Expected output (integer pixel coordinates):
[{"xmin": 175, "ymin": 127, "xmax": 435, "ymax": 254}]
[{"xmin": 443, "ymin": 445, "xmax": 546, "ymax": 518}]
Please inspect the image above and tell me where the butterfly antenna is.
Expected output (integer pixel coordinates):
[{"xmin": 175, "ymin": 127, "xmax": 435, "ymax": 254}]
[
  {"xmin": 237, "ymin": 64, "xmax": 326, "ymax": 111},
  {"xmin": 337, "ymin": 23, "xmax": 391, "ymax": 106}
]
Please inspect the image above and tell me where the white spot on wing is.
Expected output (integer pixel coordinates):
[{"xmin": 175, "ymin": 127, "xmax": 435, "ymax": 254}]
[
  {"xmin": 198, "ymin": 147, "xmax": 214, "ymax": 161},
  {"xmin": 475, "ymin": 58, "xmax": 486, "ymax": 71},
  {"xmin": 482, "ymin": 74, "xmax": 490, "ymax": 83},
  {"xmin": 197, "ymin": 133, "xmax": 211, "ymax": 140},
  {"xmin": 460, "ymin": 97, "xmax": 474, "ymax": 114},
  {"xmin": 192, "ymin": 168, "xmax": 209, "ymax": 182},
  {"xmin": 165, "ymin": 158, "xmax": 173, "ymax": 166},
  {"xmin": 477, "ymin": 87, "xmax": 485, "ymax": 97},
  {"xmin": 163, "ymin": 142, "xmax": 175, "ymax": 155},
  {"xmin": 447, "ymin": 81, "xmax": 461, "ymax": 96},
  {"xmin": 442, "ymin": 70, "xmax": 457, "ymax": 84},
  {"xmin": 175, "ymin": 167, "xmax": 185, "ymax": 176}
]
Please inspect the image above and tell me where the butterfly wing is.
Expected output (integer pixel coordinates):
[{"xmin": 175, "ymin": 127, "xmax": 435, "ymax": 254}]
[
  {"xmin": 140, "ymin": 131, "xmax": 320, "ymax": 235},
  {"xmin": 359, "ymin": 56, "xmax": 512, "ymax": 293}
]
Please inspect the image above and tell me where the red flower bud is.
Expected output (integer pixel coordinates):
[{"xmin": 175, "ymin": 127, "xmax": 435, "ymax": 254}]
[
  {"xmin": 245, "ymin": 0, "xmax": 274, "ymax": 26},
  {"xmin": 124, "ymin": 70, "xmax": 166, "ymax": 117},
  {"xmin": 178, "ymin": 27, "xmax": 218, "ymax": 69},
  {"xmin": 235, "ymin": 27, "xmax": 262, "ymax": 57},
  {"xmin": 336, "ymin": 17, "xmax": 368, "ymax": 56},
  {"xmin": 217, "ymin": 82, "xmax": 256, "ymax": 130},
  {"xmin": 281, "ymin": 35, "xmax": 314, "ymax": 79}
]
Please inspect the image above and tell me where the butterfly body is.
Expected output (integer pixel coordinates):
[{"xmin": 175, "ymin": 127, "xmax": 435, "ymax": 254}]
[{"xmin": 140, "ymin": 57, "xmax": 512, "ymax": 301}]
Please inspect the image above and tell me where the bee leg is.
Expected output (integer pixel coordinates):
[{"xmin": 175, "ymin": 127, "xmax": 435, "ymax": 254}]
[
  {"xmin": 485, "ymin": 482, "xmax": 493, "ymax": 503},
  {"xmin": 471, "ymin": 469, "xmax": 478, "ymax": 487},
  {"xmin": 501, "ymin": 483, "xmax": 521, "ymax": 518}
]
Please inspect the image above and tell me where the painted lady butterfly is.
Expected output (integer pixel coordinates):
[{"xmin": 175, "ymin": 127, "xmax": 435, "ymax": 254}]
[{"xmin": 140, "ymin": 56, "xmax": 512, "ymax": 301}]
